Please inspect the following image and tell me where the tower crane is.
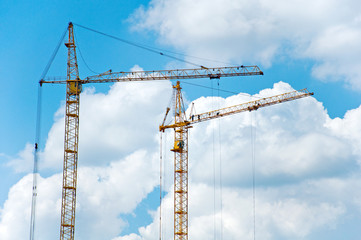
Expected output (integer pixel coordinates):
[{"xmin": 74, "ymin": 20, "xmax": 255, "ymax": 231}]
[
  {"xmin": 159, "ymin": 81, "xmax": 313, "ymax": 240},
  {"xmin": 38, "ymin": 22, "xmax": 264, "ymax": 240}
]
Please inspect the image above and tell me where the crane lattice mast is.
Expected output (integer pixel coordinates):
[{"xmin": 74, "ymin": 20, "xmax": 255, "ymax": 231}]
[
  {"xmin": 159, "ymin": 81, "xmax": 313, "ymax": 240},
  {"xmin": 38, "ymin": 23, "xmax": 264, "ymax": 240},
  {"xmin": 171, "ymin": 82, "xmax": 189, "ymax": 240},
  {"xmin": 60, "ymin": 22, "xmax": 82, "ymax": 240}
]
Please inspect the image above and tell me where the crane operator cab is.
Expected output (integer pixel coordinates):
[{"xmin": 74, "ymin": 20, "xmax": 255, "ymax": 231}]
[
  {"xmin": 68, "ymin": 78, "xmax": 82, "ymax": 95},
  {"xmin": 171, "ymin": 140, "xmax": 184, "ymax": 152}
]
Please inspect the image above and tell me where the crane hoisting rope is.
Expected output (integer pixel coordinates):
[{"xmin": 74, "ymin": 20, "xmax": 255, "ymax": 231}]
[
  {"xmin": 218, "ymin": 115, "xmax": 224, "ymax": 240},
  {"xmin": 159, "ymin": 132, "xmax": 163, "ymax": 240},
  {"xmin": 30, "ymin": 25, "xmax": 68, "ymax": 240},
  {"xmin": 216, "ymin": 78, "xmax": 224, "ymax": 240},
  {"xmin": 29, "ymin": 84, "xmax": 42, "ymax": 240},
  {"xmin": 251, "ymin": 111, "xmax": 257, "ymax": 240},
  {"xmin": 211, "ymin": 78, "xmax": 223, "ymax": 240},
  {"xmin": 211, "ymin": 79, "xmax": 216, "ymax": 240}
]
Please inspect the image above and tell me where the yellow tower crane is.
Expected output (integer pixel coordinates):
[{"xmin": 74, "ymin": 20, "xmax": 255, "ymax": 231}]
[
  {"xmin": 39, "ymin": 22, "xmax": 264, "ymax": 240},
  {"xmin": 159, "ymin": 81, "xmax": 313, "ymax": 240}
]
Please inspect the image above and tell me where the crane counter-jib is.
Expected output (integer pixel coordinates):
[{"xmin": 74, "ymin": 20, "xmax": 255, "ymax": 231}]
[{"xmin": 39, "ymin": 65, "xmax": 263, "ymax": 85}]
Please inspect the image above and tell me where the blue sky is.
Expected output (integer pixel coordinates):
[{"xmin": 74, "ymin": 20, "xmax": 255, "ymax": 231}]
[{"xmin": 1, "ymin": 0, "xmax": 361, "ymax": 240}]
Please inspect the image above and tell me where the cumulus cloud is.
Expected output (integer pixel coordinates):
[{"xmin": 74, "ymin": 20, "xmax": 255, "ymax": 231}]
[
  {"xmin": 2, "ymin": 81, "xmax": 361, "ymax": 240},
  {"xmin": 0, "ymin": 150, "xmax": 161, "ymax": 240},
  {"xmin": 189, "ymin": 82, "xmax": 358, "ymax": 187},
  {"xmin": 115, "ymin": 82, "xmax": 361, "ymax": 240},
  {"xmin": 12, "ymin": 80, "xmax": 173, "ymax": 172},
  {"xmin": 6, "ymin": 142, "xmax": 34, "ymax": 173},
  {"xmin": 326, "ymin": 106, "xmax": 361, "ymax": 158},
  {"xmin": 0, "ymin": 174, "xmax": 61, "ymax": 240},
  {"xmin": 75, "ymin": 150, "xmax": 160, "ymax": 239},
  {"xmin": 2, "ymin": 80, "xmax": 172, "ymax": 239},
  {"xmin": 130, "ymin": 0, "xmax": 361, "ymax": 89}
]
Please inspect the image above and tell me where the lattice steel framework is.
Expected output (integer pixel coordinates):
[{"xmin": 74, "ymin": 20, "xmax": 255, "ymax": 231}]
[
  {"xmin": 171, "ymin": 82, "xmax": 189, "ymax": 240},
  {"xmin": 60, "ymin": 22, "xmax": 81, "ymax": 240}
]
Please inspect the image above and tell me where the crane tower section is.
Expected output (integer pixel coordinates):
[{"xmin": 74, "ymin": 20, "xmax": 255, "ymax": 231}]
[
  {"xmin": 171, "ymin": 82, "xmax": 190, "ymax": 240},
  {"xmin": 60, "ymin": 22, "xmax": 82, "ymax": 240}
]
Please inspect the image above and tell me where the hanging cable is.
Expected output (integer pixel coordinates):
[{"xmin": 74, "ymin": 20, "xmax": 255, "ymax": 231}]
[
  {"xmin": 250, "ymin": 111, "xmax": 257, "ymax": 240},
  {"xmin": 30, "ymin": 25, "xmax": 67, "ymax": 240},
  {"xmin": 162, "ymin": 131, "xmax": 168, "ymax": 240},
  {"xmin": 217, "ymin": 78, "xmax": 224, "ymax": 240},
  {"xmin": 74, "ymin": 32, "xmax": 100, "ymax": 74},
  {"xmin": 72, "ymin": 23, "xmax": 244, "ymax": 68},
  {"xmin": 74, "ymin": 23, "xmax": 244, "ymax": 67},
  {"xmin": 39, "ymin": 26, "xmax": 67, "ymax": 83},
  {"xmin": 29, "ymin": 84, "xmax": 42, "ymax": 240},
  {"xmin": 73, "ymin": 23, "xmax": 204, "ymax": 68},
  {"xmin": 159, "ymin": 132, "xmax": 163, "ymax": 240},
  {"xmin": 210, "ymin": 78, "xmax": 217, "ymax": 240}
]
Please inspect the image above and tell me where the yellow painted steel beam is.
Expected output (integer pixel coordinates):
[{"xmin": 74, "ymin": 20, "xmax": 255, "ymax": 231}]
[
  {"xmin": 40, "ymin": 65, "xmax": 263, "ymax": 84},
  {"xmin": 160, "ymin": 88, "xmax": 314, "ymax": 131},
  {"xmin": 60, "ymin": 22, "xmax": 81, "ymax": 240},
  {"xmin": 171, "ymin": 82, "xmax": 189, "ymax": 240}
]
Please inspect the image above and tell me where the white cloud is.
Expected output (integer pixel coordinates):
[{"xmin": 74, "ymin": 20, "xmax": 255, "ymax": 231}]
[
  {"xmin": 0, "ymin": 175, "xmax": 33, "ymax": 240},
  {"xmin": 6, "ymin": 143, "xmax": 34, "ymax": 173},
  {"xmin": 6, "ymin": 79, "xmax": 172, "ymax": 174},
  {"xmin": 326, "ymin": 105, "xmax": 361, "ymax": 158},
  {"xmin": 189, "ymin": 82, "xmax": 357, "ymax": 187},
  {"xmin": 0, "ymin": 149, "xmax": 162, "ymax": 240},
  {"xmin": 130, "ymin": 0, "xmax": 361, "ymax": 89},
  {"xmin": 115, "ymin": 82, "xmax": 361, "ymax": 240},
  {"xmin": 2, "ymin": 81, "xmax": 361, "ymax": 240},
  {"xmin": 75, "ymin": 150, "xmax": 160, "ymax": 239},
  {"xmin": 120, "ymin": 181, "xmax": 347, "ymax": 240},
  {"xmin": 0, "ymin": 173, "xmax": 61, "ymax": 240},
  {"xmin": 2, "ymin": 80, "xmax": 172, "ymax": 239}
]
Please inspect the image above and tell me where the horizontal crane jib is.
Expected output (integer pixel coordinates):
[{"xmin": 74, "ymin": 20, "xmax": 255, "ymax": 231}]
[
  {"xmin": 159, "ymin": 88, "xmax": 313, "ymax": 131},
  {"xmin": 40, "ymin": 65, "xmax": 263, "ymax": 84}
]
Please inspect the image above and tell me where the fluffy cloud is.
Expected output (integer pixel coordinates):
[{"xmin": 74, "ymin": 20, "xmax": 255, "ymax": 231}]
[
  {"xmin": 2, "ymin": 80, "xmax": 172, "ymax": 240},
  {"xmin": 189, "ymin": 82, "xmax": 357, "ymax": 187},
  {"xmin": 6, "ymin": 143, "xmax": 34, "ymax": 173},
  {"xmin": 25, "ymin": 80, "xmax": 172, "ymax": 172},
  {"xmin": 326, "ymin": 105, "xmax": 361, "ymax": 157},
  {"xmin": 130, "ymin": 0, "xmax": 361, "ymax": 89},
  {"xmin": 0, "ymin": 174, "xmax": 61, "ymax": 240},
  {"xmin": 2, "ymin": 81, "xmax": 361, "ymax": 240},
  {"xmin": 75, "ymin": 150, "xmax": 160, "ymax": 239},
  {"xmin": 117, "ymin": 82, "xmax": 361, "ymax": 240}
]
